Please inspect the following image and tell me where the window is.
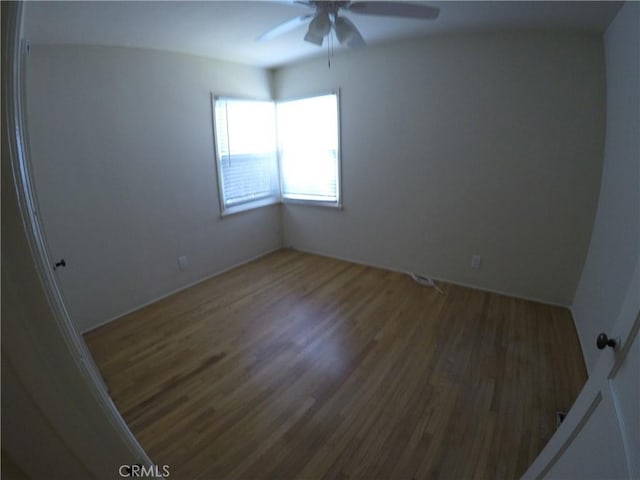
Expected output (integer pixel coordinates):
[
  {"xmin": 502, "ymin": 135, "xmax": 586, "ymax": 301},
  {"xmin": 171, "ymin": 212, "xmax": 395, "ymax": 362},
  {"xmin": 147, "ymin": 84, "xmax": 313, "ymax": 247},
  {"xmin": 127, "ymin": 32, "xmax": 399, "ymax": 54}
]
[
  {"xmin": 277, "ymin": 93, "xmax": 340, "ymax": 205},
  {"xmin": 213, "ymin": 97, "xmax": 279, "ymax": 214}
]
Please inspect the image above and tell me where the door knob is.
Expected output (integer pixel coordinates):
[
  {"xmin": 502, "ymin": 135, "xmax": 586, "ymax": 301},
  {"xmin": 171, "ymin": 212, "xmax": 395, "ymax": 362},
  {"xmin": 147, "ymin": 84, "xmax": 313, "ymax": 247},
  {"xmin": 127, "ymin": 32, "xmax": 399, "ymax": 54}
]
[{"xmin": 596, "ymin": 332, "xmax": 616, "ymax": 350}]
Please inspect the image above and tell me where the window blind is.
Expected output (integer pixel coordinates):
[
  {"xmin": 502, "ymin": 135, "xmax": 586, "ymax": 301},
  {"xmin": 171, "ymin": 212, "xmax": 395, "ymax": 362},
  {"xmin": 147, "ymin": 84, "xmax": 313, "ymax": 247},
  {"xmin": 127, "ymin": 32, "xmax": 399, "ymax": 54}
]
[{"xmin": 213, "ymin": 98, "xmax": 279, "ymax": 209}]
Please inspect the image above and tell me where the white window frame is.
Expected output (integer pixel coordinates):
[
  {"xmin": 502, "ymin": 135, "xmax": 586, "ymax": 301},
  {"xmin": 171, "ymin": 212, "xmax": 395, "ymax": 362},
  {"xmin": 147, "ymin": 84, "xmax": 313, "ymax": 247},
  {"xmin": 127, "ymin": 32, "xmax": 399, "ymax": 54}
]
[
  {"xmin": 277, "ymin": 90, "xmax": 342, "ymax": 208},
  {"xmin": 211, "ymin": 94, "xmax": 280, "ymax": 216}
]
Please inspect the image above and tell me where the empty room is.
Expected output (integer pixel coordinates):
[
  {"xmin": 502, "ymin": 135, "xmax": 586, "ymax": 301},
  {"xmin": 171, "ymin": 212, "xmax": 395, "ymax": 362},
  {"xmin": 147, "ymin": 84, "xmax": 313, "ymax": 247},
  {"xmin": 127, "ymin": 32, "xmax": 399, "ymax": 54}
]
[{"xmin": 2, "ymin": 1, "xmax": 639, "ymax": 479}]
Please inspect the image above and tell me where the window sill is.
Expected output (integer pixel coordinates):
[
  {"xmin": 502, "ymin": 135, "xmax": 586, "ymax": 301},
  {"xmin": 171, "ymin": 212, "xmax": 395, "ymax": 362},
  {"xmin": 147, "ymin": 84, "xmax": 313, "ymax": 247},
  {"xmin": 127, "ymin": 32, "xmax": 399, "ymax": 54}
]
[
  {"xmin": 220, "ymin": 196, "xmax": 280, "ymax": 217},
  {"xmin": 282, "ymin": 198, "xmax": 343, "ymax": 210},
  {"xmin": 220, "ymin": 197, "xmax": 344, "ymax": 218}
]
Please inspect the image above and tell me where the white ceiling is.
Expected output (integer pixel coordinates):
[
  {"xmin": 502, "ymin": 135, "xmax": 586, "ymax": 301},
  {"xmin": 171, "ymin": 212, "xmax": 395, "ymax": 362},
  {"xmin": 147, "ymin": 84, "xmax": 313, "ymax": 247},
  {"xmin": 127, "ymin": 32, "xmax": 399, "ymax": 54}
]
[{"xmin": 24, "ymin": 1, "xmax": 622, "ymax": 68}]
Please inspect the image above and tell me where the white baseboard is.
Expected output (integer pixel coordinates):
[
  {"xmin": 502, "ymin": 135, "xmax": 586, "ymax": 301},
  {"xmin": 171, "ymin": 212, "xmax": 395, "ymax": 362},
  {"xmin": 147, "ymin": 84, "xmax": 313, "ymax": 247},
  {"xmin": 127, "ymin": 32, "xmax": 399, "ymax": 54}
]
[
  {"xmin": 289, "ymin": 246, "xmax": 571, "ymax": 309},
  {"xmin": 81, "ymin": 246, "xmax": 282, "ymax": 335},
  {"xmin": 83, "ymin": 245, "xmax": 572, "ymax": 335}
]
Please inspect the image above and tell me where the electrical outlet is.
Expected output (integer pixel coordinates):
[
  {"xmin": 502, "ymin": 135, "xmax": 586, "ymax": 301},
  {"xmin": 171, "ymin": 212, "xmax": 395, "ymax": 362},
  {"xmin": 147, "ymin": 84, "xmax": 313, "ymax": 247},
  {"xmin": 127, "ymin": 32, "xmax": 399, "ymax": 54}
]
[
  {"xmin": 178, "ymin": 256, "xmax": 189, "ymax": 271},
  {"xmin": 471, "ymin": 255, "xmax": 481, "ymax": 269}
]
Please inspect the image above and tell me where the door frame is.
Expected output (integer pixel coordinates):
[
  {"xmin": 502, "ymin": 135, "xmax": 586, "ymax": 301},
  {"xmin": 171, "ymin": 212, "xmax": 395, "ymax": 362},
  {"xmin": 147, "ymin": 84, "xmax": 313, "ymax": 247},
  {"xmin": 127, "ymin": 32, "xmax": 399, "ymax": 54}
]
[{"xmin": 4, "ymin": 1, "xmax": 152, "ymax": 468}]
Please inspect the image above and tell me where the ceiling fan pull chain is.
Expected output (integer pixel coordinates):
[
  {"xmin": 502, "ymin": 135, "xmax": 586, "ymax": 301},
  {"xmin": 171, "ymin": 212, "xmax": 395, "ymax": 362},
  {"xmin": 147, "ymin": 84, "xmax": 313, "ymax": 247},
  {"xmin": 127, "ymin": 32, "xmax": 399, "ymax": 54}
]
[
  {"xmin": 327, "ymin": 31, "xmax": 335, "ymax": 69},
  {"xmin": 331, "ymin": 31, "xmax": 335, "ymax": 58}
]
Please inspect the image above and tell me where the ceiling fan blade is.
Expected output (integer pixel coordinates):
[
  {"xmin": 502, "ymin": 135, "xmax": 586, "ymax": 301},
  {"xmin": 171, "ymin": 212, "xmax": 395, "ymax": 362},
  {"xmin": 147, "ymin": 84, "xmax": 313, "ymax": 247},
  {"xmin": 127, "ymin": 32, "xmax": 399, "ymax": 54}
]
[
  {"xmin": 346, "ymin": 2, "xmax": 440, "ymax": 20},
  {"xmin": 268, "ymin": 0, "xmax": 313, "ymax": 7},
  {"xmin": 333, "ymin": 16, "xmax": 366, "ymax": 48},
  {"xmin": 257, "ymin": 14, "xmax": 314, "ymax": 42}
]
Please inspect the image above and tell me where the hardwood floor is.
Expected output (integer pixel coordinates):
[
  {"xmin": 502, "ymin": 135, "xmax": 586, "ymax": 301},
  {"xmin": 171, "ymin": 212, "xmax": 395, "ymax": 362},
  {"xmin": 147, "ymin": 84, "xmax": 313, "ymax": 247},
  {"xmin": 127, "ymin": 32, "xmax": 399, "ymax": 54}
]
[{"xmin": 85, "ymin": 249, "xmax": 587, "ymax": 479}]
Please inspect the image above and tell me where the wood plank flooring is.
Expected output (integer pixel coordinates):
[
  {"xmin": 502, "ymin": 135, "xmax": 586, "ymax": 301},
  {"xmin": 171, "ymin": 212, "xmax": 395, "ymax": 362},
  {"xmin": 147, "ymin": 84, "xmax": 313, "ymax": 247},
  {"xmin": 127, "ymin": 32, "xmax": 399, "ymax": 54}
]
[{"xmin": 85, "ymin": 249, "xmax": 587, "ymax": 479}]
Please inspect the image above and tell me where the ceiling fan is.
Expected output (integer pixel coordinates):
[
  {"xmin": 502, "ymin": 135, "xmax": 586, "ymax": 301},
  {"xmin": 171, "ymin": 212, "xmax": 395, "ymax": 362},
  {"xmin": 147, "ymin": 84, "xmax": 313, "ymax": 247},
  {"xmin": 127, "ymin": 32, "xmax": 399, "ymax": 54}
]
[{"xmin": 257, "ymin": 1, "xmax": 440, "ymax": 48}]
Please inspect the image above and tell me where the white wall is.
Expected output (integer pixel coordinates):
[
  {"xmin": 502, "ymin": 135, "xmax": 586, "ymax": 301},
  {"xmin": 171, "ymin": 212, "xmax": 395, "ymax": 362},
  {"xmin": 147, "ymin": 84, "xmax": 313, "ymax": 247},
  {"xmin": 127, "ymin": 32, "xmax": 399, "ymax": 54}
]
[
  {"xmin": 25, "ymin": 32, "xmax": 610, "ymax": 333},
  {"xmin": 274, "ymin": 32, "xmax": 605, "ymax": 306},
  {"xmin": 572, "ymin": 2, "xmax": 640, "ymax": 372},
  {"xmin": 26, "ymin": 45, "xmax": 282, "ymax": 332}
]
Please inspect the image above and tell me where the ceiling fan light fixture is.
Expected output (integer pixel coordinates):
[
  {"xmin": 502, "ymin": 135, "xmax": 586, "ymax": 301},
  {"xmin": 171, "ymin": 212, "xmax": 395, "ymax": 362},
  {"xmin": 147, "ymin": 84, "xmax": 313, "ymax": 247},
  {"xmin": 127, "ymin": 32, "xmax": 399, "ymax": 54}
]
[
  {"xmin": 333, "ymin": 16, "xmax": 365, "ymax": 48},
  {"xmin": 308, "ymin": 11, "xmax": 331, "ymax": 37},
  {"xmin": 304, "ymin": 29, "xmax": 324, "ymax": 46},
  {"xmin": 333, "ymin": 16, "xmax": 356, "ymax": 45}
]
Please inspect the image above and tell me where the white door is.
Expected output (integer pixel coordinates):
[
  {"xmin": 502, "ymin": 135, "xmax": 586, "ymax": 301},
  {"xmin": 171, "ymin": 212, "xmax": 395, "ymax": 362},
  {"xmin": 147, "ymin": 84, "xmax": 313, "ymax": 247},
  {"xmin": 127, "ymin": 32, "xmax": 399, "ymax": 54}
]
[{"xmin": 524, "ymin": 260, "xmax": 639, "ymax": 479}]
